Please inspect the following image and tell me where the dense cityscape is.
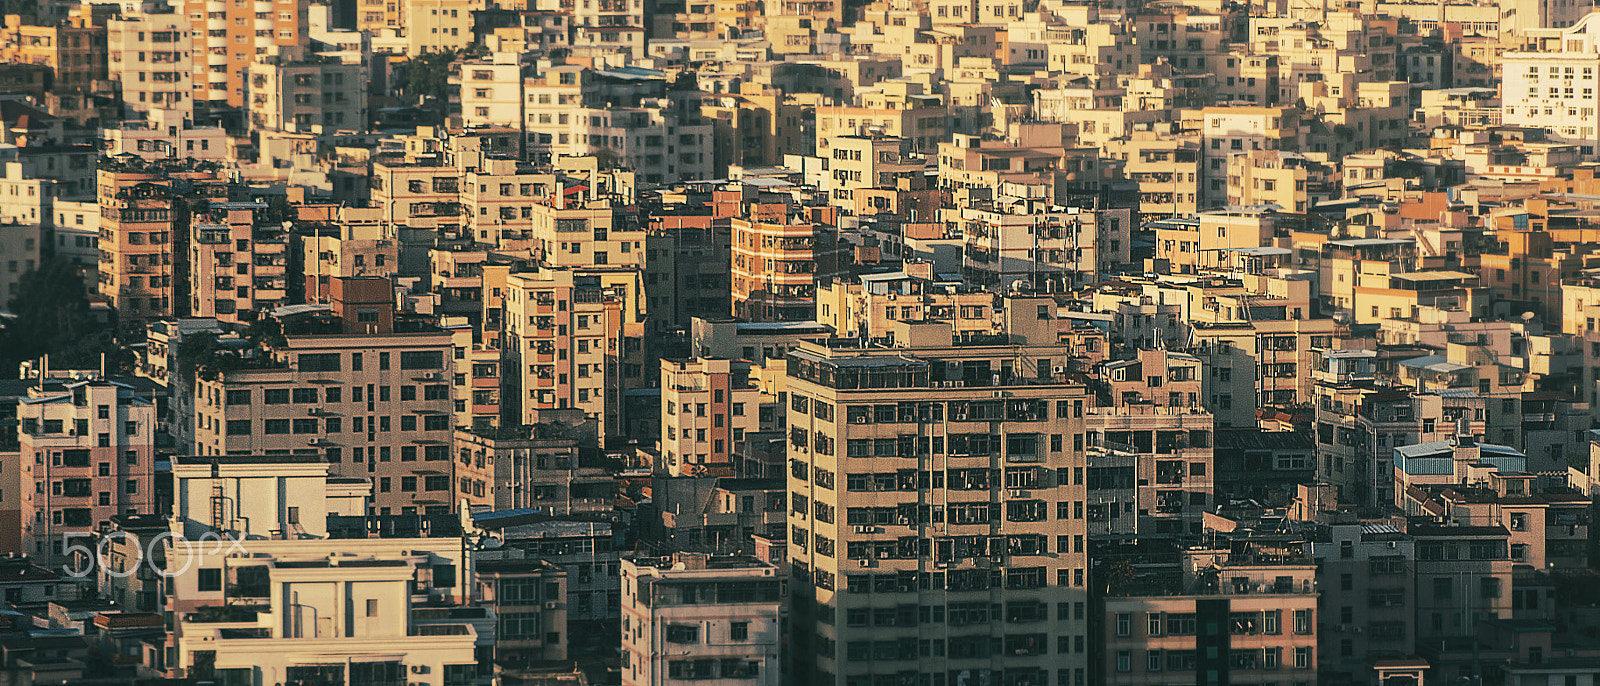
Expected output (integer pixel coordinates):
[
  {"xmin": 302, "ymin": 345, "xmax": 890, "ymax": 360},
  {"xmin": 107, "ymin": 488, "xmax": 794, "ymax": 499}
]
[{"xmin": 0, "ymin": 0, "xmax": 1598, "ymax": 684}]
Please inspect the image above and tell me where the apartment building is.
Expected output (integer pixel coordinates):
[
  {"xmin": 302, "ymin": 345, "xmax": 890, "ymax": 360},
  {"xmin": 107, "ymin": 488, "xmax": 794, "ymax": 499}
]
[
  {"xmin": 1108, "ymin": 134, "xmax": 1202, "ymax": 218},
  {"xmin": 1084, "ymin": 406, "xmax": 1216, "ymax": 538},
  {"xmin": 1102, "ymin": 544, "xmax": 1320, "ymax": 686},
  {"xmin": 659, "ymin": 358, "xmax": 763, "ymax": 476},
  {"xmin": 456, "ymin": 54, "xmax": 524, "ymax": 129},
  {"xmin": 166, "ymin": 537, "xmax": 483, "ymax": 686},
  {"xmin": 1502, "ymin": 16, "xmax": 1600, "ymax": 156},
  {"xmin": 0, "ymin": 10, "xmax": 107, "ymax": 95},
  {"xmin": 729, "ymin": 197, "xmax": 845, "ymax": 322},
  {"xmin": 180, "ymin": 0, "xmax": 310, "ymax": 107},
  {"xmin": 17, "ymin": 380, "xmax": 157, "ymax": 563},
  {"xmin": 477, "ymin": 516, "xmax": 626, "ymax": 628},
  {"xmin": 570, "ymin": 0, "xmax": 646, "ymax": 56},
  {"xmin": 473, "ymin": 558, "xmax": 569, "ymax": 663},
  {"xmin": 620, "ymin": 553, "xmax": 782, "ymax": 686},
  {"xmin": 101, "ymin": 111, "xmax": 229, "ymax": 161},
  {"xmin": 453, "ymin": 418, "xmax": 615, "ymax": 514},
  {"xmin": 106, "ymin": 13, "xmax": 193, "ymax": 117},
  {"xmin": 247, "ymin": 56, "xmax": 367, "ymax": 133},
  {"xmin": 96, "ymin": 159, "xmax": 230, "ymax": 334},
  {"xmin": 644, "ymin": 208, "xmax": 731, "ymax": 337},
  {"xmin": 189, "ymin": 202, "xmax": 289, "ymax": 323},
  {"xmin": 190, "ymin": 279, "xmax": 458, "ymax": 514},
  {"xmin": 1311, "ymin": 523, "xmax": 1416, "ymax": 682},
  {"xmin": 297, "ymin": 207, "xmax": 397, "ymax": 302},
  {"xmin": 504, "ymin": 267, "xmax": 644, "ymax": 439},
  {"xmin": 1199, "ymin": 107, "xmax": 1300, "ymax": 206},
  {"xmin": 815, "ymin": 265, "xmax": 996, "ymax": 341},
  {"xmin": 786, "ymin": 320, "xmax": 1093, "ymax": 686}
]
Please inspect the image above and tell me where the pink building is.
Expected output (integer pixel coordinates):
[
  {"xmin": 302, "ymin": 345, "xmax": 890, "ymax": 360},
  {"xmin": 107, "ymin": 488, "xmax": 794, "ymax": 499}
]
[{"xmin": 18, "ymin": 380, "xmax": 157, "ymax": 565}]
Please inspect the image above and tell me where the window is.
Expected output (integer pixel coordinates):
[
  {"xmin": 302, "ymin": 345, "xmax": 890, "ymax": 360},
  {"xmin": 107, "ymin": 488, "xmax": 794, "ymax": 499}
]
[
  {"xmin": 1292, "ymin": 609, "xmax": 1311, "ymax": 634},
  {"xmin": 197, "ymin": 568, "xmax": 222, "ymax": 592},
  {"xmin": 1115, "ymin": 613, "xmax": 1131, "ymax": 636},
  {"xmin": 730, "ymin": 621, "xmax": 749, "ymax": 641}
]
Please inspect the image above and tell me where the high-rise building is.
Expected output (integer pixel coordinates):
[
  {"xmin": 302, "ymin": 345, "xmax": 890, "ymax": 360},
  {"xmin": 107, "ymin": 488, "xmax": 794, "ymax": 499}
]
[
  {"xmin": 181, "ymin": 0, "xmax": 310, "ymax": 108},
  {"xmin": 190, "ymin": 278, "xmax": 459, "ymax": 514},
  {"xmin": 728, "ymin": 187, "xmax": 844, "ymax": 322},
  {"xmin": 620, "ymin": 553, "xmax": 783, "ymax": 686},
  {"xmin": 107, "ymin": 12, "xmax": 194, "ymax": 117},
  {"xmin": 503, "ymin": 267, "xmax": 648, "ymax": 439},
  {"xmin": 659, "ymin": 358, "xmax": 763, "ymax": 476},
  {"xmin": 785, "ymin": 320, "xmax": 1093, "ymax": 686},
  {"xmin": 189, "ymin": 202, "xmax": 289, "ymax": 323},
  {"xmin": 96, "ymin": 159, "xmax": 229, "ymax": 334},
  {"xmin": 17, "ymin": 379, "xmax": 158, "ymax": 564}
]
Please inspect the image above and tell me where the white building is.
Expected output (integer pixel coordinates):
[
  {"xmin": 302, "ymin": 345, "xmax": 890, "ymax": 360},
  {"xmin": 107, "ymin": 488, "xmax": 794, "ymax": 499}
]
[
  {"xmin": 102, "ymin": 109, "xmax": 229, "ymax": 161},
  {"xmin": 659, "ymin": 358, "xmax": 763, "ymax": 476},
  {"xmin": 107, "ymin": 12, "xmax": 194, "ymax": 117},
  {"xmin": 457, "ymin": 54, "xmax": 526, "ymax": 129},
  {"xmin": 620, "ymin": 553, "xmax": 782, "ymax": 686},
  {"xmin": 1501, "ymin": 13, "xmax": 1600, "ymax": 156}
]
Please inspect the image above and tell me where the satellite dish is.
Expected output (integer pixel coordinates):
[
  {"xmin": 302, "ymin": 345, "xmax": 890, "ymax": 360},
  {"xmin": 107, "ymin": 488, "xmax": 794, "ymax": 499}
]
[
  {"xmin": 1332, "ymin": 311, "xmax": 1351, "ymax": 325},
  {"xmin": 1520, "ymin": 311, "xmax": 1536, "ymax": 321}
]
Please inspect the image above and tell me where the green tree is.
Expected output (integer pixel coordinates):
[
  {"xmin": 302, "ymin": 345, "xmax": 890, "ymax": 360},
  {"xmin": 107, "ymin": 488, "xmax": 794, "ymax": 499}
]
[{"xmin": 0, "ymin": 259, "xmax": 127, "ymax": 378}]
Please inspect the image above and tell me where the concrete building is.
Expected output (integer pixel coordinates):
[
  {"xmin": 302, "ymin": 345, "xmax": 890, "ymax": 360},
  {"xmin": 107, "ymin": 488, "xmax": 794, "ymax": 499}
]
[
  {"xmin": 659, "ymin": 358, "xmax": 762, "ymax": 476},
  {"xmin": 17, "ymin": 379, "xmax": 157, "ymax": 564},
  {"xmin": 101, "ymin": 110, "xmax": 229, "ymax": 161},
  {"xmin": 181, "ymin": 0, "xmax": 310, "ymax": 108},
  {"xmin": 96, "ymin": 159, "xmax": 229, "ymax": 334},
  {"xmin": 785, "ymin": 320, "xmax": 1093, "ymax": 686},
  {"xmin": 106, "ymin": 13, "xmax": 193, "ymax": 117},
  {"xmin": 189, "ymin": 280, "xmax": 458, "ymax": 514},
  {"xmin": 1084, "ymin": 405, "xmax": 1216, "ymax": 538},
  {"xmin": 729, "ymin": 195, "xmax": 844, "ymax": 322},
  {"xmin": 247, "ymin": 56, "xmax": 368, "ymax": 133},
  {"xmin": 189, "ymin": 202, "xmax": 289, "ymax": 323},
  {"xmin": 1502, "ymin": 15, "xmax": 1600, "ymax": 156},
  {"xmin": 453, "ymin": 419, "xmax": 615, "ymax": 514},
  {"xmin": 1102, "ymin": 543, "xmax": 1320, "ymax": 686},
  {"xmin": 620, "ymin": 553, "xmax": 782, "ymax": 686}
]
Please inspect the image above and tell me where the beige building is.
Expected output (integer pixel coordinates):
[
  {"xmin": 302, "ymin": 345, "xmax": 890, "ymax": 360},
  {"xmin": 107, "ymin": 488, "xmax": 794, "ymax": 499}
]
[
  {"xmin": 107, "ymin": 12, "xmax": 193, "ymax": 117},
  {"xmin": 403, "ymin": 0, "xmax": 483, "ymax": 54},
  {"xmin": 97, "ymin": 160, "xmax": 229, "ymax": 334},
  {"xmin": 190, "ymin": 280, "xmax": 459, "ymax": 514},
  {"xmin": 247, "ymin": 56, "xmax": 367, "ymax": 133},
  {"xmin": 18, "ymin": 380, "xmax": 157, "ymax": 564},
  {"xmin": 189, "ymin": 202, "xmax": 289, "ymax": 323},
  {"xmin": 1103, "ymin": 545, "xmax": 1320, "ymax": 685},
  {"xmin": 786, "ymin": 320, "xmax": 1093, "ymax": 686},
  {"xmin": 504, "ymin": 267, "xmax": 646, "ymax": 440},
  {"xmin": 182, "ymin": 0, "xmax": 310, "ymax": 107},
  {"xmin": 659, "ymin": 358, "xmax": 763, "ymax": 476},
  {"xmin": 621, "ymin": 554, "xmax": 782, "ymax": 686}
]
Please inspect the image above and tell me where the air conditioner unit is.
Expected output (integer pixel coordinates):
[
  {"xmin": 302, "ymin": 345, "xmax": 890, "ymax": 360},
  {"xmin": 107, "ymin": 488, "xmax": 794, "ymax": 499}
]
[
  {"xmin": 1053, "ymin": 366, "xmax": 1066, "ymax": 374},
  {"xmin": 545, "ymin": 601, "xmax": 560, "ymax": 609},
  {"xmin": 410, "ymin": 666, "xmax": 430, "ymax": 675},
  {"xmin": 858, "ymin": 559, "xmax": 872, "ymax": 567},
  {"xmin": 422, "ymin": 372, "xmax": 440, "ymax": 380},
  {"xmin": 307, "ymin": 407, "xmax": 322, "ymax": 415},
  {"xmin": 855, "ymin": 525, "xmax": 875, "ymax": 534},
  {"xmin": 1386, "ymin": 541, "xmax": 1397, "ymax": 548}
]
